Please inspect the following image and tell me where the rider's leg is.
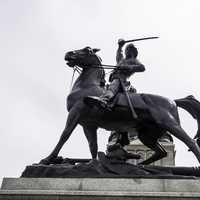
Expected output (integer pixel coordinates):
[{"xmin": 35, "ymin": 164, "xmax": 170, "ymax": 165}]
[
  {"xmin": 100, "ymin": 79, "xmax": 120, "ymax": 102},
  {"xmin": 84, "ymin": 78, "xmax": 121, "ymax": 108}
]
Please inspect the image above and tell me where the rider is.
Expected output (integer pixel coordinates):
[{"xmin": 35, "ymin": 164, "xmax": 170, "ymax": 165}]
[{"xmin": 86, "ymin": 39, "xmax": 145, "ymax": 108}]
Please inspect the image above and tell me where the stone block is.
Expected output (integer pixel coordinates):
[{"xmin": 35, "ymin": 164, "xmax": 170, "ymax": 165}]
[{"xmin": 1, "ymin": 177, "xmax": 200, "ymax": 199}]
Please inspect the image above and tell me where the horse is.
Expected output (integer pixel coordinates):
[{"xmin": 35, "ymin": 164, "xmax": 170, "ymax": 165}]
[{"xmin": 39, "ymin": 46, "xmax": 200, "ymax": 165}]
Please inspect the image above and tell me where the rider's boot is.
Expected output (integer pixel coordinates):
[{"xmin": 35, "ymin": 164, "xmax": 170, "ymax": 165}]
[
  {"xmin": 84, "ymin": 90, "xmax": 114, "ymax": 109},
  {"xmin": 84, "ymin": 79, "xmax": 120, "ymax": 108}
]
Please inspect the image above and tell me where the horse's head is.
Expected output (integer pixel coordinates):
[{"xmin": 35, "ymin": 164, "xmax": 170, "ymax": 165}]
[{"xmin": 65, "ymin": 47, "xmax": 101, "ymax": 69}]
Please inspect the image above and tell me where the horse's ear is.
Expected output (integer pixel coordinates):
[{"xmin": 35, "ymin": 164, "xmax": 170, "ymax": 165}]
[{"xmin": 93, "ymin": 48, "xmax": 100, "ymax": 53}]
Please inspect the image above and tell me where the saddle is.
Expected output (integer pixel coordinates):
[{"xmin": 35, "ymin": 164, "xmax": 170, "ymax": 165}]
[
  {"xmin": 84, "ymin": 92, "xmax": 148, "ymax": 111},
  {"xmin": 111, "ymin": 92, "xmax": 148, "ymax": 110}
]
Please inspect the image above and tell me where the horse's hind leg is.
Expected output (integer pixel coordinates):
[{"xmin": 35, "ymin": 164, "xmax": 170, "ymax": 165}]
[
  {"xmin": 83, "ymin": 126, "xmax": 98, "ymax": 159},
  {"xmin": 164, "ymin": 123, "xmax": 200, "ymax": 164},
  {"xmin": 39, "ymin": 107, "xmax": 80, "ymax": 164},
  {"xmin": 138, "ymin": 132, "xmax": 167, "ymax": 165}
]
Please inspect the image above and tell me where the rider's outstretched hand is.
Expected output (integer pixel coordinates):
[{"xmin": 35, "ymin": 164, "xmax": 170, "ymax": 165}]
[{"xmin": 118, "ymin": 39, "xmax": 125, "ymax": 47}]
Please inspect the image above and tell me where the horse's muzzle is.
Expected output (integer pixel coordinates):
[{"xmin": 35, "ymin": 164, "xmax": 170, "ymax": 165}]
[{"xmin": 64, "ymin": 51, "xmax": 76, "ymax": 61}]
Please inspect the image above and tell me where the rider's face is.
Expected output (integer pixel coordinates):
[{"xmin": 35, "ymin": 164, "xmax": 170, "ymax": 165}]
[{"xmin": 125, "ymin": 48, "xmax": 133, "ymax": 58}]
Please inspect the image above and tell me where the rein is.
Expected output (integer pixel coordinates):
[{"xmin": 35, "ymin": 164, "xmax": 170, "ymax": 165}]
[
  {"xmin": 68, "ymin": 62, "xmax": 133, "ymax": 91},
  {"xmin": 89, "ymin": 64, "xmax": 140, "ymax": 70},
  {"xmin": 69, "ymin": 66, "xmax": 82, "ymax": 91}
]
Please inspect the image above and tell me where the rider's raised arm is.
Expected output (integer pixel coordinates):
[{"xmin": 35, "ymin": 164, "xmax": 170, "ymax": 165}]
[
  {"xmin": 116, "ymin": 39, "xmax": 125, "ymax": 64},
  {"xmin": 116, "ymin": 46, "xmax": 124, "ymax": 64}
]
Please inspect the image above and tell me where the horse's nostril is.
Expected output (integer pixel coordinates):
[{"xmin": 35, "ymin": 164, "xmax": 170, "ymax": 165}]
[{"xmin": 64, "ymin": 54, "xmax": 68, "ymax": 60}]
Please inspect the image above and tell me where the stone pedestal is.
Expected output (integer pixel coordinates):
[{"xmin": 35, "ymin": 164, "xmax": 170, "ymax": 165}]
[
  {"xmin": 1, "ymin": 177, "xmax": 200, "ymax": 200},
  {"xmin": 125, "ymin": 139, "xmax": 175, "ymax": 166},
  {"xmin": 0, "ymin": 142, "xmax": 194, "ymax": 200}
]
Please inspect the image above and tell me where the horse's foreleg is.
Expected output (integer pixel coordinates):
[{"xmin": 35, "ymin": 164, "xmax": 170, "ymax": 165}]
[
  {"xmin": 39, "ymin": 107, "xmax": 80, "ymax": 164},
  {"xmin": 83, "ymin": 126, "xmax": 98, "ymax": 159}
]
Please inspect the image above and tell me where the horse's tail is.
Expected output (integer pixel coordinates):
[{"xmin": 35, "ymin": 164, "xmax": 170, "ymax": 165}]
[{"xmin": 175, "ymin": 95, "xmax": 200, "ymax": 146}]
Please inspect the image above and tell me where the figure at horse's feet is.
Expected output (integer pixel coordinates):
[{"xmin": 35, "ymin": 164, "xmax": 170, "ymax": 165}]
[
  {"xmin": 106, "ymin": 131, "xmax": 141, "ymax": 161},
  {"xmin": 85, "ymin": 38, "xmax": 145, "ymax": 109}
]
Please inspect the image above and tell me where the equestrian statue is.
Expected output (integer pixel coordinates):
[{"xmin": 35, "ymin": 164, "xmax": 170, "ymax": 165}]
[{"xmin": 39, "ymin": 38, "xmax": 200, "ymax": 166}]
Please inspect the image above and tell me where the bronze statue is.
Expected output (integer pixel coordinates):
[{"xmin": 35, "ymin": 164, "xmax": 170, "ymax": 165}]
[{"xmin": 39, "ymin": 46, "xmax": 200, "ymax": 166}]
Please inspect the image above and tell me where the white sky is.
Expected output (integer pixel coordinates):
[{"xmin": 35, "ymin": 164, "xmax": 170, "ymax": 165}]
[{"xmin": 0, "ymin": 0, "xmax": 200, "ymax": 182}]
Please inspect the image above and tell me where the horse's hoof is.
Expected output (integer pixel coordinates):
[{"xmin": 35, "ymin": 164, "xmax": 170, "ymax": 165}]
[
  {"xmin": 39, "ymin": 156, "xmax": 64, "ymax": 165},
  {"xmin": 39, "ymin": 158, "xmax": 51, "ymax": 165}
]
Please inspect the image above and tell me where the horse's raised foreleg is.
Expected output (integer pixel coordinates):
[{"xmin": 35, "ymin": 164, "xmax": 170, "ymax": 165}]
[
  {"xmin": 139, "ymin": 142, "xmax": 167, "ymax": 165},
  {"xmin": 83, "ymin": 125, "xmax": 98, "ymax": 159},
  {"xmin": 138, "ymin": 131, "xmax": 167, "ymax": 165},
  {"xmin": 39, "ymin": 106, "xmax": 80, "ymax": 165}
]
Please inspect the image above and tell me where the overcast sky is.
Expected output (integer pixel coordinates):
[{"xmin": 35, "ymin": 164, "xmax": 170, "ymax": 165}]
[{"xmin": 1, "ymin": 0, "xmax": 200, "ymax": 182}]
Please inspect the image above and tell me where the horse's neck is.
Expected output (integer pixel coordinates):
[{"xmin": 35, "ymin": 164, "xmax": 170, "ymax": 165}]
[
  {"xmin": 67, "ymin": 67, "xmax": 104, "ymax": 111},
  {"xmin": 72, "ymin": 68, "xmax": 103, "ymax": 90}
]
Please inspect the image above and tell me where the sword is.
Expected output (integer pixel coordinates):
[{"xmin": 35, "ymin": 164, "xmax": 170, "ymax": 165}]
[
  {"xmin": 124, "ymin": 36, "xmax": 159, "ymax": 43},
  {"xmin": 119, "ymin": 78, "xmax": 138, "ymax": 119}
]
